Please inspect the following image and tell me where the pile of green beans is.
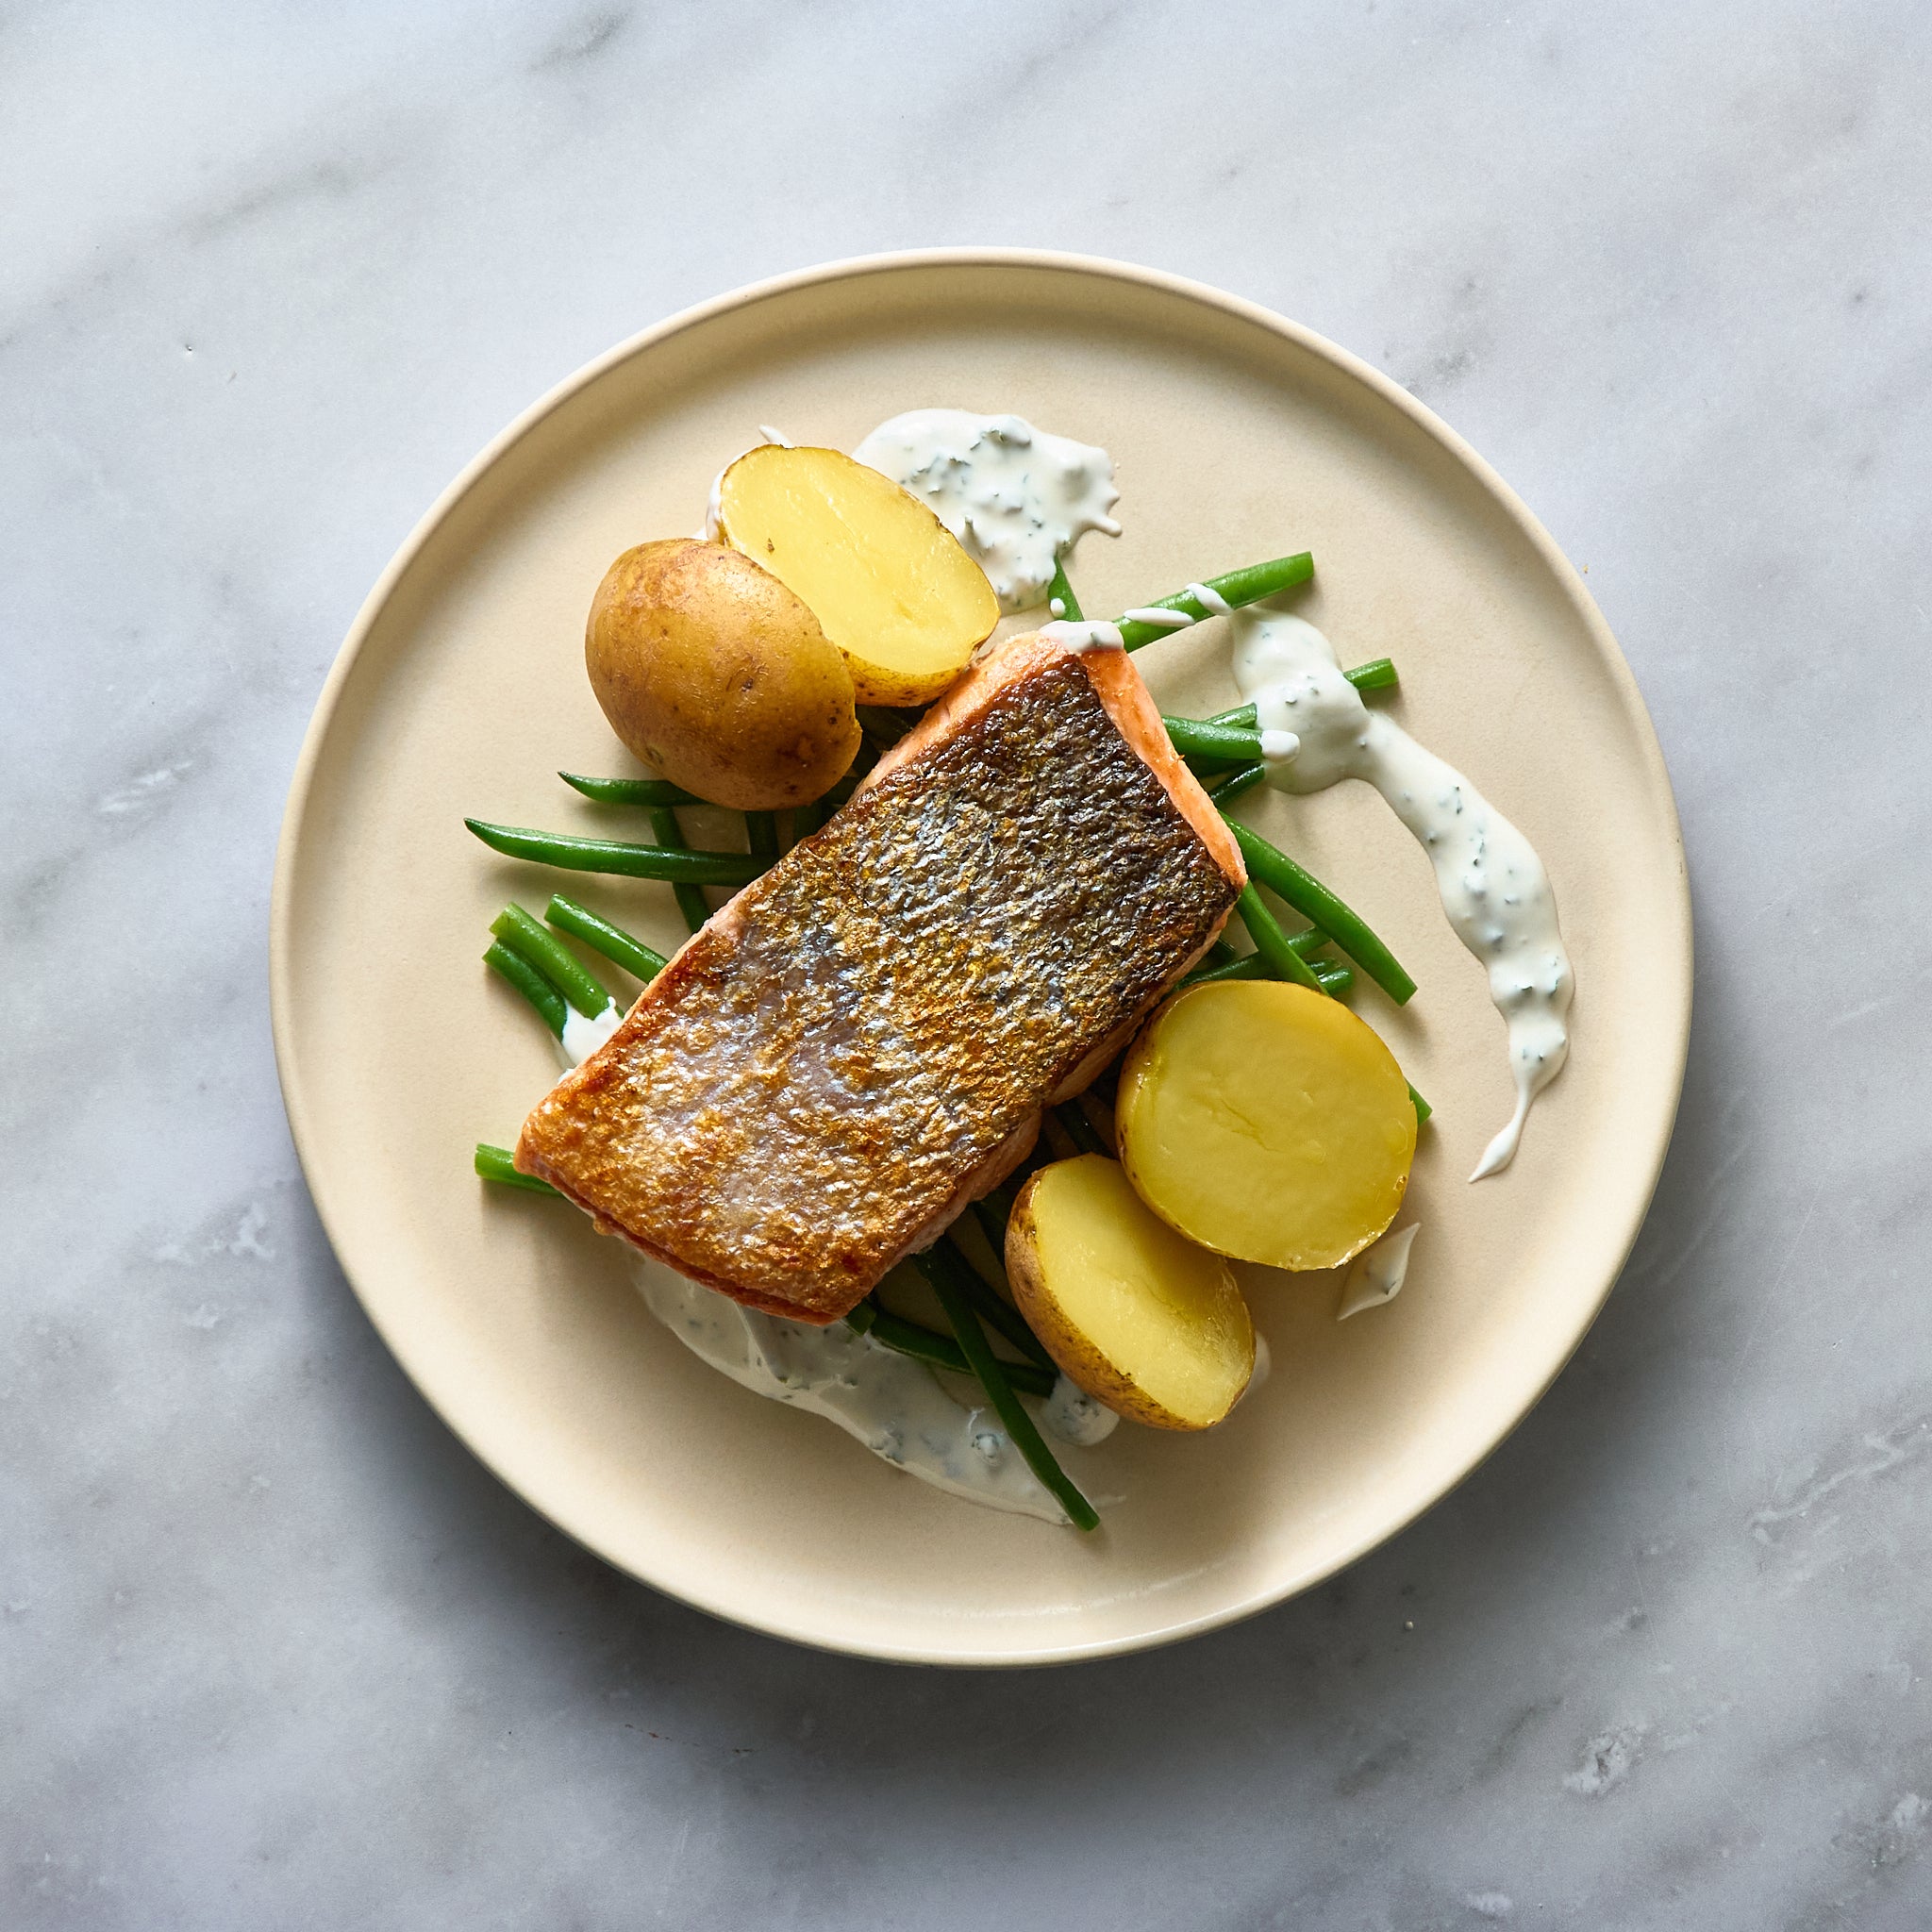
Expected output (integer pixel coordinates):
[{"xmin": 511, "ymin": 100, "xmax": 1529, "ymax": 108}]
[
  {"xmin": 470, "ymin": 547, "xmax": 1435, "ymax": 1528},
  {"xmin": 482, "ymin": 893, "xmax": 664, "ymax": 1041}
]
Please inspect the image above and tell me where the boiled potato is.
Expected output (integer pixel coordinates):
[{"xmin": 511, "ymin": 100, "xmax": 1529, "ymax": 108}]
[
  {"xmin": 585, "ymin": 538, "xmax": 860, "ymax": 811},
  {"xmin": 715, "ymin": 444, "xmax": 1000, "ymax": 706},
  {"xmin": 1116, "ymin": 981, "xmax": 1416, "ymax": 1270},
  {"xmin": 1006, "ymin": 1155, "xmax": 1255, "ymax": 1431}
]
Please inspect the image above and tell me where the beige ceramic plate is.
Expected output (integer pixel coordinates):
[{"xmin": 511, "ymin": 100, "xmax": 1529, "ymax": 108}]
[{"xmin": 272, "ymin": 251, "xmax": 1689, "ymax": 1666}]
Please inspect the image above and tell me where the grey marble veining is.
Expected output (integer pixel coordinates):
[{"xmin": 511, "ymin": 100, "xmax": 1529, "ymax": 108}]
[{"xmin": 6, "ymin": 2, "xmax": 1931, "ymax": 1924}]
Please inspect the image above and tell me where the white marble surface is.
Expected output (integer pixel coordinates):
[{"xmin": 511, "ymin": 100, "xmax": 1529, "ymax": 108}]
[{"xmin": 6, "ymin": 1, "xmax": 1930, "ymax": 1924}]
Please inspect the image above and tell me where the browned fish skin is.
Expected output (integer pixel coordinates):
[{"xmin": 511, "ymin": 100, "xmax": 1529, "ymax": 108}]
[{"xmin": 519, "ymin": 650, "xmax": 1241, "ymax": 1322}]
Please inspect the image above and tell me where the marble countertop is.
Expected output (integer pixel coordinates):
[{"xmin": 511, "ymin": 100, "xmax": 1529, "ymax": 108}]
[{"xmin": 8, "ymin": 3, "xmax": 1930, "ymax": 1924}]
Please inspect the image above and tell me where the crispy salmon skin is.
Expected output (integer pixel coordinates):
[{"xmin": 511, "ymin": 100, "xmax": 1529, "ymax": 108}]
[{"xmin": 517, "ymin": 634, "xmax": 1244, "ymax": 1323}]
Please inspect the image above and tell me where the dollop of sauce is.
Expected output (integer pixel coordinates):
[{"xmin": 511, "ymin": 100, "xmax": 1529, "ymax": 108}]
[
  {"xmin": 1230, "ymin": 609, "xmax": 1574, "ymax": 1178},
  {"xmin": 559, "ymin": 1000, "xmax": 623, "ymax": 1063},
  {"xmin": 854, "ymin": 409, "xmax": 1121, "ymax": 612},
  {"xmin": 1338, "ymin": 1223, "xmax": 1419, "ymax": 1319},
  {"xmin": 627, "ymin": 1253, "xmax": 1091, "ymax": 1524},
  {"xmin": 1039, "ymin": 619, "xmax": 1124, "ymax": 653},
  {"xmin": 1041, "ymin": 1374, "xmax": 1121, "ymax": 1447},
  {"xmin": 1246, "ymin": 1330, "xmax": 1272, "ymax": 1392}
]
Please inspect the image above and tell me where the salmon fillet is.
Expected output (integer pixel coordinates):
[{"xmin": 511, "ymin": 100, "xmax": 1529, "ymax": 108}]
[{"xmin": 516, "ymin": 632, "xmax": 1245, "ymax": 1324}]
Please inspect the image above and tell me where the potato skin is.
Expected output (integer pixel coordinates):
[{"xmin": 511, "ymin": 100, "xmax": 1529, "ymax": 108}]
[
  {"xmin": 1006, "ymin": 1166, "xmax": 1246, "ymax": 1432},
  {"xmin": 585, "ymin": 539, "xmax": 860, "ymax": 811}
]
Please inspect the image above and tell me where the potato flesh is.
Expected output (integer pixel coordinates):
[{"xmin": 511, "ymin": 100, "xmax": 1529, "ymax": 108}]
[
  {"xmin": 717, "ymin": 445, "xmax": 1001, "ymax": 706},
  {"xmin": 1117, "ymin": 981, "xmax": 1416, "ymax": 1271},
  {"xmin": 1009, "ymin": 1156, "xmax": 1254, "ymax": 1431}
]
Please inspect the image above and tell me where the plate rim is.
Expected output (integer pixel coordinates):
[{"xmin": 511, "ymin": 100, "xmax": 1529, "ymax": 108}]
[{"xmin": 270, "ymin": 247, "xmax": 1692, "ymax": 1666}]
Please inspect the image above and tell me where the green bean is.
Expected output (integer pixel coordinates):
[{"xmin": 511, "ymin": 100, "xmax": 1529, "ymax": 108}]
[
  {"xmin": 790, "ymin": 795, "xmax": 830, "ymax": 840},
  {"xmin": 745, "ymin": 811, "xmax": 779, "ymax": 861},
  {"xmin": 544, "ymin": 894, "xmax": 666, "ymax": 984},
  {"xmin": 1236, "ymin": 885, "xmax": 1324, "ymax": 991},
  {"xmin": 1046, "ymin": 559, "xmax": 1083, "ymax": 622},
  {"xmin": 969, "ymin": 1195, "xmax": 1012, "ymax": 1258},
  {"xmin": 944, "ymin": 1230, "xmax": 1058, "ymax": 1372},
  {"xmin": 1314, "ymin": 961, "xmax": 1355, "ymax": 997},
  {"xmin": 483, "ymin": 940, "xmax": 566, "ymax": 1037},
  {"xmin": 916, "ymin": 1246, "xmax": 1099, "ymax": 1532},
  {"xmin": 1116, "ymin": 553, "xmax": 1313, "ymax": 652},
  {"xmin": 1053, "ymin": 1102, "xmax": 1110, "ymax": 1159},
  {"xmin": 1185, "ymin": 755, "xmax": 1247, "ymax": 784},
  {"xmin": 846, "ymin": 1296, "xmax": 1056, "ymax": 1397},
  {"xmin": 1075, "ymin": 1089, "xmax": 1116, "ymax": 1144},
  {"xmin": 491, "ymin": 904, "xmax": 610, "ymax": 1018},
  {"xmin": 1223, "ymin": 820, "xmax": 1416, "ymax": 1005},
  {"xmin": 1165, "ymin": 716, "xmax": 1263, "ymax": 763},
  {"xmin": 1207, "ymin": 763, "xmax": 1265, "ymax": 806},
  {"xmin": 1409, "ymin": 1084, "xmax": 1432, "ymax": 1125},
  {"xmin": 465, "ymin": 819, "xmax": 764, "ymax": 886},
  {"xmin": 1188, "ymin": 660, "xmax": 1396, "ymax": 741},
  {"xmin": 475, "ymin": 1142, "xmax": 563, "ymax": 1195},
  {"xmin": 1182, "ymin": 950, "xmax": 1270, "ymax": 989},
  {"xmin": 1199, "ymin": 662, "xmax": 1396, "ymax": 714},
  {"xmin": 843, "ymin": 1296, "xmax": 964, "ymax": 1375},
  {"xmin": 1182, "ymin": 919, "xmax": 1329, "ymax": 989},
  {"xmin": 558, "ymin": 771, "xmax": 698, "ymax": 808},
  {"xmin": 843, "ymin": 735, "xmax": 881, "ymax": 785},
  {"xmin": 1202, "ymin": 773, "xmax": 1416, "ymax": 1001},
  {"xmin": 647, "ymin": 805, "xmax": 712, "ymax": 936},
  {"xmin": 856, "ymin": 705, "xmax": 915, "ymax": 748}
]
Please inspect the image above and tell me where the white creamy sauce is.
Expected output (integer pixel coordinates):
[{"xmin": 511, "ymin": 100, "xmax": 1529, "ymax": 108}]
[
  {"xmin": 1042, "ymin": 1374, "xmax": 1121, "ymax": 1447},
  {"xmin": 552, "ymin": 1025, "xmax": 1107, "ymax": 1525},
  {"xmin": 1246, "ymin": 1330, "xmax": 1272, "ymax": 1393},
  {"xmin": 1039, "ymin": 619, "xmax": 1124, "ymax": 653},
  {"xmin": 558, "ymin": 999, "xmax": 623, "ymax": 1064},
  {"xmin": 1338, "ymin": 1223, "xmax": 1420, "ymax": 1320},
  {"xmin": 853, "ymin": 409, "xmax": 1121, "ymax": 613},
  {"xmin": 627, "ymin": 1254, "xmax": 1091, "ymax": 1524},
  {"xmin": 1230, "ymin": 609, "xmax": 1574, "ymax": 1179}
]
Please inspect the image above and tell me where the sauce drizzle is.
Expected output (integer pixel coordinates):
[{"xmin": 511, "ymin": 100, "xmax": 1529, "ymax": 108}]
[{"xmin": 1231, "ymin": 608, "xmax": 1573, "ymax": 1178}]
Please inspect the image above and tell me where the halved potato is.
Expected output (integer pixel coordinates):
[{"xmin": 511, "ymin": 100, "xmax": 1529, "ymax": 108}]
[
  {"xmin": 585, "ymin": 538, "xmax": 860, "ymax": 810},
  {"xmin": 1116, "ymin": 980, "xmax": 1416, "ymax": 1270},
  {"xmin": 715, "ymin": 443, "xmax": 1001, "ymax": 705},
  {"xmin": 1006, "ymin": 1155, "xmax": 1255, "ymax": 1431}
]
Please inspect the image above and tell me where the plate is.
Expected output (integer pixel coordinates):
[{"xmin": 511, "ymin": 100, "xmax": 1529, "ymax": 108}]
[{"xmin": 271, "ymin": 251, "xmax": 1690, "ymax": 1665}]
